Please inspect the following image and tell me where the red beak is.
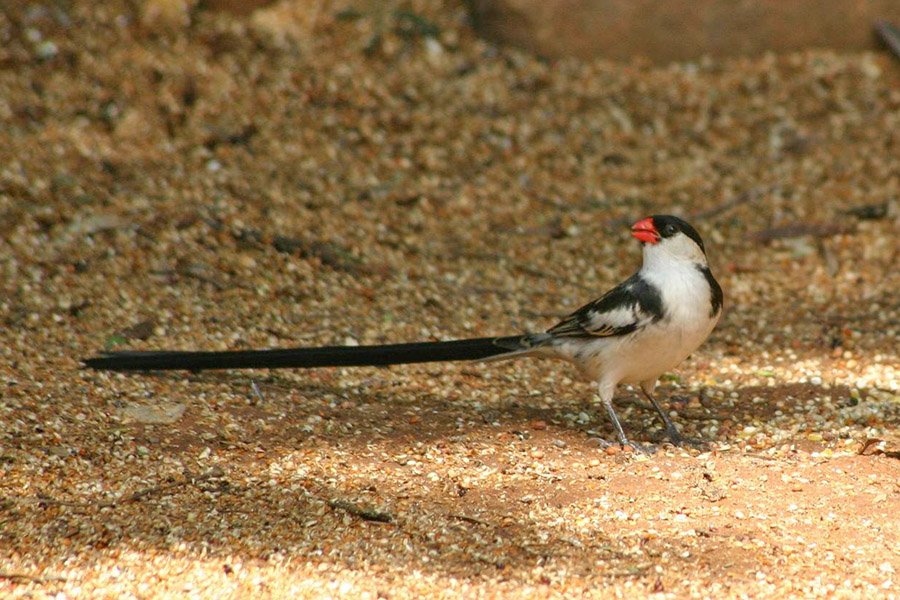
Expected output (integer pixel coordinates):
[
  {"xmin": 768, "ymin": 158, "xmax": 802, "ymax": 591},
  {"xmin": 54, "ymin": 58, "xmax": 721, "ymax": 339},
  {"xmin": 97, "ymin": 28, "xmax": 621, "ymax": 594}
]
[{"xmin": 631, "ymin": 217, "xmax": 659, "ymax": 244}]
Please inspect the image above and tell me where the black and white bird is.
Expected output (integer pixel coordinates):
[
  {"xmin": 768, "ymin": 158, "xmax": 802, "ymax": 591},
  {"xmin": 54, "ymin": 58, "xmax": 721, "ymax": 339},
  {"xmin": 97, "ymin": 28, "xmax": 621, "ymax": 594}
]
[{"xmin": 84, "ymin": 215, "xmax": 723, "ymax": 448}]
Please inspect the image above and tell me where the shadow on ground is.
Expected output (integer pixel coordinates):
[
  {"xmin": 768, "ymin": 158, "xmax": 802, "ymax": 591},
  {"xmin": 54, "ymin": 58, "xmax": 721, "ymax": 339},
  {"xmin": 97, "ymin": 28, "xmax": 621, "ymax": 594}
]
[{"xmin": 4, "ymin": 364, "xmax": 896, "ymax": 592}]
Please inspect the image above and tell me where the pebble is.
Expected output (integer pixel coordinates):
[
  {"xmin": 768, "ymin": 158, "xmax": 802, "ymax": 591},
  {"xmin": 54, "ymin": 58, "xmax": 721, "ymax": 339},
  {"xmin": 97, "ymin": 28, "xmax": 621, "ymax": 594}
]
[{"xmin": 35, "ymin": 40, "xmax": 59, "ymax": 60}]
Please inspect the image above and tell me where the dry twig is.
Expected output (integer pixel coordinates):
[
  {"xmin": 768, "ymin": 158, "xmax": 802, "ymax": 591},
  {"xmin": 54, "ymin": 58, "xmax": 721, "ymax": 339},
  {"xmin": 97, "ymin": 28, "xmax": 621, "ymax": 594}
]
[
  {"xmin": 752, "ymin": 222, "xmax": 854, "ymax": 243},
  {"xmin": 14, "ymin": 467, "xmax": 226, "ymax": 510},
  {"xmin": 325, "ymin": 498, "xmax": 393, "ymax": 523},
  {"xmin": 691, "ymin": 186, "xmax": 772, "ymax": 221},
  {"xmin": 448, "ymin": 513, "xmax": 493, "ymax": 527},
  {"xmin": 875, "ymin": 20, "xmax": 900, "ymax": 60},
  {"xmin": 0, "ymin": 572, "xmax": 68, "ymax": 584}
]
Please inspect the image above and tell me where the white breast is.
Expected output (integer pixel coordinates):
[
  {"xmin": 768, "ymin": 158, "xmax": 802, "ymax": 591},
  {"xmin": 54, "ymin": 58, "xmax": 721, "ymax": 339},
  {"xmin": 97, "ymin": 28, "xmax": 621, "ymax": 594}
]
[{"xmin": 558, "ymin": 262, "xmax": 719, "ymax": 386}]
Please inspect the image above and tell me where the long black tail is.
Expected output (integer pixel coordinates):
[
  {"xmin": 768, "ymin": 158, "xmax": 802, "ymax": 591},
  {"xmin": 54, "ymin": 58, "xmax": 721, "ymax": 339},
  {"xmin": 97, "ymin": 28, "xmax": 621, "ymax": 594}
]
[{"xmin": 82, "ymin": 336, "xmax": 529, "ymax": 372}]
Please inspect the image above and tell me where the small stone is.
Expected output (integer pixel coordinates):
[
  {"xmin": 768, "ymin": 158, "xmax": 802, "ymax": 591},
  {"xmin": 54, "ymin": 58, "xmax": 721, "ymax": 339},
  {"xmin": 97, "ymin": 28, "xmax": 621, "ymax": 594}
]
[
  {"xmin": 424, "ymin": 37, "xmax": 443, "ymax": 58},
  {"xmin": 119, "ymin": 403, "xmax": 186, "ymax": 425},
  {"xmin": 35, "ymin": 40, "xmax": 59, "ymax": 60},
  {"xmin": 141, "ymin": 0, "xmax": 193, "ymax": 30}
]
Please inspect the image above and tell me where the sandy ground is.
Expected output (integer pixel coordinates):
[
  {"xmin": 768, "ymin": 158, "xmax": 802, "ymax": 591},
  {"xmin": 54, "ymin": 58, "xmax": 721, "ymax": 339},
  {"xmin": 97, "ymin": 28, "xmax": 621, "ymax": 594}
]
[{"xmin": 1, "ymin": 1, "xmax": 898, "ymax": 598}]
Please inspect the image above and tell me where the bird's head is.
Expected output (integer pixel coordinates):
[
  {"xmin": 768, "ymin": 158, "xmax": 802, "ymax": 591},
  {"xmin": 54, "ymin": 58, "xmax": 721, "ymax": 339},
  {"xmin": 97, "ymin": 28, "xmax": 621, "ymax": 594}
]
[{"xmin": 631, "ymin": 215, "xmax": 708, "ymax": 266}]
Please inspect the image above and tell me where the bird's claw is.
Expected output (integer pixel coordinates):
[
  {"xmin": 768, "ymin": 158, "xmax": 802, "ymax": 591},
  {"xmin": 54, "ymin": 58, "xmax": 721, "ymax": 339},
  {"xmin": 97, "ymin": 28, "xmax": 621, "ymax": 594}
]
[
  {"xmin": 664, "ymin": 429, "xmax": 708, "ymax": 450},
  {"xmin": 590, "ymin": 435, "xmax": 657, "ymax": 455}
]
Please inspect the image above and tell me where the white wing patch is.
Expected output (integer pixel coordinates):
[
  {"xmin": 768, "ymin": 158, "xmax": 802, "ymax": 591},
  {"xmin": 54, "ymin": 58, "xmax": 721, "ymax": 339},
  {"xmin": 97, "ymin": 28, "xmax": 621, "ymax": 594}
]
[
  {"xmin": 582, "ymin": 305, "xmax": 642, "ymax": 336},
  {"xmin": 547, "ymin": 275, "xmax": 665, "ymax": 339}
]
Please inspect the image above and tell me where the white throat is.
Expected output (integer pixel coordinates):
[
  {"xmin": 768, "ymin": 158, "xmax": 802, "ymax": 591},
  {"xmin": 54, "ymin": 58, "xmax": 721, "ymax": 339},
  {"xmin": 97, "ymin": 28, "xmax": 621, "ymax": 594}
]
[{"xmin": 641, "ymin": 235, "xmax": 708, "ymax": 272}]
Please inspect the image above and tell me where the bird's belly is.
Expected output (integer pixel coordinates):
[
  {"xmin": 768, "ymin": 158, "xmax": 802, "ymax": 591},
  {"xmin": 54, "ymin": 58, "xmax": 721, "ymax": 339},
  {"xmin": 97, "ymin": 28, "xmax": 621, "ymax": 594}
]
[
  {"xmin": 563, "ymin": 319, "xmax": 714, "ymax": 385},
  {"xmin": 622, "ymin": 322, "xmax": 712, "ymax": 383}
]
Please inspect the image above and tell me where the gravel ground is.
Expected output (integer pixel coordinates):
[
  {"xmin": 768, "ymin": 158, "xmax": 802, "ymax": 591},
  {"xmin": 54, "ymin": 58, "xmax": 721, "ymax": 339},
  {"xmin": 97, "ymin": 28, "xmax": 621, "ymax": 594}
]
[{"xmin": 1, "ymin": 1, "xmax": 898, "ymax": 598}]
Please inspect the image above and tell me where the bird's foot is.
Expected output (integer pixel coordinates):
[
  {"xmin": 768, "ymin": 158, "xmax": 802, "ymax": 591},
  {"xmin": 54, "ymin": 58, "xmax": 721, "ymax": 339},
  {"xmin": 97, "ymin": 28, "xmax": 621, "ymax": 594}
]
[
  {"xmin": 663, "ymin": 428, "xmax": 708, "ymax": 450},
  {"xmin": 589, "ymin": 433, "xmax": 657, "ymax": 455}
]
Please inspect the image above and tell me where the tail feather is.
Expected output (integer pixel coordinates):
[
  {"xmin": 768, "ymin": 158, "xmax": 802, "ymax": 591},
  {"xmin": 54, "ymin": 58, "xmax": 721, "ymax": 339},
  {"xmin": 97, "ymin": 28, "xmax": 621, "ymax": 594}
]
[{"xmin": 82, "ymin": 336, "xmax": 529, "ymax": 372}]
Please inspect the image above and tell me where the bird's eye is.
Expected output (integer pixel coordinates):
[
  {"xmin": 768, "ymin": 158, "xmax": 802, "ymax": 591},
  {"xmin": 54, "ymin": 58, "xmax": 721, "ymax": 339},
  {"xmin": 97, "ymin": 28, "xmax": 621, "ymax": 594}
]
[{"xmin": 663, "ymin": 224, "xmax": 677, "ymax": 236}]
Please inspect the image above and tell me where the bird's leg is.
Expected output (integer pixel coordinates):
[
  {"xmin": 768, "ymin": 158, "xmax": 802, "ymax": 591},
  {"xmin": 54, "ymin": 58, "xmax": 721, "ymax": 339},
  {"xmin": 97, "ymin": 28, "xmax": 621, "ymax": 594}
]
[
  {"xmin": 594, "ymin": 383, "xmax": 653, "ymax": 453},
  {"xmin": 601, "ymin": 399, "xmax": 630, "ymax": 447},
  {"xmin": 640, "ymin": 385, "xmax": 682, "ymax": 443},
  {"xmin": 640, "ymin": 382, "xmax": 703, "ymax": 448}
]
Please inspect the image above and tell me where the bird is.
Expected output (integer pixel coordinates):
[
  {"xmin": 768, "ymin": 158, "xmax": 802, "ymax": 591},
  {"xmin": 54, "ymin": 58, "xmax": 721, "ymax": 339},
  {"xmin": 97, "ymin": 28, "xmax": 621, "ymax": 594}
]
[{"xmin": 84, "ymin": 215, "xmax": 723, "ymax": 449}]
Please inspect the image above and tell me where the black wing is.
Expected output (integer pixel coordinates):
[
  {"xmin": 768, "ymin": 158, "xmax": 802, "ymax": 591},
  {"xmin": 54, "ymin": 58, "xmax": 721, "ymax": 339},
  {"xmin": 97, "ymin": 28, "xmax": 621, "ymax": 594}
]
[{"xmin": 547, "ymin": 274, "xmax": 664, "ymax": 338}]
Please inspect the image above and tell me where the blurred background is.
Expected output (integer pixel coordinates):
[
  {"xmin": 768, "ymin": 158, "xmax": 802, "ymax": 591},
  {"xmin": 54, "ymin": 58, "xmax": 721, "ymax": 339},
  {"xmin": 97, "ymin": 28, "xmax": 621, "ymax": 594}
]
[{"xmin": 2, "ymin": 0, "xmax": 897, "ymax": 356}]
